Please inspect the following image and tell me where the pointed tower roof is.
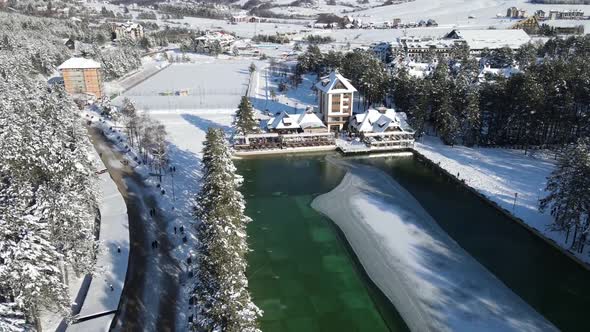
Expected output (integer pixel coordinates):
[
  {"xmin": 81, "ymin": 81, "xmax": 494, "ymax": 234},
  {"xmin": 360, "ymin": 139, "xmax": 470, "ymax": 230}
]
[{"xmin": 315, "ymin": 71, "xmax": 357, "ymax": 93}]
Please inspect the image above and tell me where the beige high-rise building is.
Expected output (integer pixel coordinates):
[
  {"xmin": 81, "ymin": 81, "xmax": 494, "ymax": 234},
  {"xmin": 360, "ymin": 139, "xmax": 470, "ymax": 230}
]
[
  {"xmin": 315, "ymin": 71, "xmax": 357, "ymax": 132},
  {"xmin": 58, "ymin": 57, "xmax": 103, "ymax": 98}
]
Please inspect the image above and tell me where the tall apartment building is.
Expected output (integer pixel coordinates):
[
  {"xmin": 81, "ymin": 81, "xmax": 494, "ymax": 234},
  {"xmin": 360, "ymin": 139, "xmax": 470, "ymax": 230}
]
[
  {"xmin": 57, "ymin": 57, "xmax": 103, "ymax": 98},
  {"xmin": 111, "ymin": 22, "xmax": 144, "ymax": 41},
  {"xmin": 316, "ymin": 71, "xmax": 357, "ymax": 132}
]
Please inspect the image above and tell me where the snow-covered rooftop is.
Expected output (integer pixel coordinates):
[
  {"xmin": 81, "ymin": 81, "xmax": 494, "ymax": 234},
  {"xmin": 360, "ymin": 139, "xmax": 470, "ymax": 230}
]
[
  {"xmin": 58, "ymin": 57, "xmax": 101, "ymax": 70},
  {"xmin": 479, "ymin": 64, "xmax": 520, "ymax": 80},
  {"xmin": 296, "ymin": 111, "xmax": 325, "ymax": 129},
  {"xmin": 195, "ymin": 31, "xmax": 236, "ymax": 42},
  {"xmin": 114, "ymin": 21, "xmax": 142, "ymax": 30},
  {"xmin": 350, "ymin": 108, "xmax": 414, "ymax": 134},
  {"xmin": 267, "ymin": 111, "xmax": 325, "ymax": 131},
  {"xmin": 316, "ymin": 71, "xmax": 357, "ymax": 94},
  {"xmin": 446, "ymin": 29, "xmax": 531, "ymax": 50}
]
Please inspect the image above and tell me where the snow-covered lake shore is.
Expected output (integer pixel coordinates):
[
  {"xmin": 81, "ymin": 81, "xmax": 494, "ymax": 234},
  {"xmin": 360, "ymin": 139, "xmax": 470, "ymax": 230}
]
[
  {"xmin": 311, "ymin": 160, "xmax": 557, "ymax": 332},
  {"xmin": 415, "ymin": 136, "xmax": 590, "ymax": 266}
]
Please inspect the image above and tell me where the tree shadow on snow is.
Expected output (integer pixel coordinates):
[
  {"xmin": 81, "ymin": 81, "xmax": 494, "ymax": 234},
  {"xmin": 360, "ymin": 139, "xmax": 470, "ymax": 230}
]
[{"xmin": 180, "ymin": 113, "xmax": 232, "ymax": 134}]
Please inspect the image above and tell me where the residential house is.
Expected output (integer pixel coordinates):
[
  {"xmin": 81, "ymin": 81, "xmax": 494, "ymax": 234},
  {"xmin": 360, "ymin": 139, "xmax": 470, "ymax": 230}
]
[
  {"xmin": 507, "ymin": 7, "xmax": 527, "ymax": 19},
  {"xmin": 549, "ymin": 9, "xmax": 584, "ymax": 20},
  {"xmin": 316, "ymin": 71, "xmax": 357, "ymax": 132},
  {"xmin": 266, "ymin": 111, "xmax": 327, "ymax": 134},
  {"xmin": 370, "ymin": 42, "xmax": 393, "ymax": 63},
  {"xmin": 194, "ymin": 31, "xmax": 236, "ymax": 53},
  {"xmin": 58, "ymin": 57, "xmax": 103, "ymax": 98},
  {"xmin": 404, "ymin": 60, "xmax": 436, "ymax": 78},
  {"xmin": 111, "ymin": 21, "xmax": 144, "ymax": 41},
  {"xmin": 478, "ymin": 63, "xmax": 520, "ymax": 83},
  {"xmin": 231, "ymin": 15, "xmax": 260, "ymax": 23},
  {"xmin": 349, "ymin": 107, "xmax": 413, "ymax": 134},
  {"xmin": 510, "ymin": 16, "xmax": 540, "ymax": 34},
  {"xmin": 426, "ymin": 19, "xmax": 438, "ymax": 27},
  {"xmin": 348, "ymin": 107, "xmax": 415, "ymax": 150},
  {"xmin": 543, "ymin": 20, "xmax": 585, "ymax": 35},
  {"xmin": 535, "ymin": 10, "xmax": 546, "ymax": 20}
]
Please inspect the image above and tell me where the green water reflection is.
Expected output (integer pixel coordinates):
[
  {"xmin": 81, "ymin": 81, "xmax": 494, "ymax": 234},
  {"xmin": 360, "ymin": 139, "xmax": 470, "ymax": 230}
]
[
  {"xmin": 237, "ymin": 154, "xmax": 590, "ymax": 332},
  {"xmin": 237, "ymin": 155, "xmax": 408, "ymax": 332}
]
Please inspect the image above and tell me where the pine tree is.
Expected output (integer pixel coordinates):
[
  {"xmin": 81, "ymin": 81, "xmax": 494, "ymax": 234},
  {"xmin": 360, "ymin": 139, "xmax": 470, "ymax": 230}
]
[
  {"xmin": 453, "ymin": 79, "xmax": 481, "ymax": 146},
  {"xmin": 234, "ymin": 96, "xmax": 260, "ymax": 135},
  {"xmin": 193, "ymin": 128, "xmax": 262, "ymax": 332},
  {"xmin": 540, "ymin": 138, "xmax": 590, "ymax": 253},
  {"xmin": 0, "ymin": 65, "xmax": 98, "ymax": 327},
  {"xmin": 406, "ymin": 79, "xmax": 429, "ymax": 138},
  {"xmin": 391, "ymin": 67, "xmax": 413, "ymax": 112},
  {"xmin": 429, "ymin": 61, "xmax": 459, "ymax": 144}
]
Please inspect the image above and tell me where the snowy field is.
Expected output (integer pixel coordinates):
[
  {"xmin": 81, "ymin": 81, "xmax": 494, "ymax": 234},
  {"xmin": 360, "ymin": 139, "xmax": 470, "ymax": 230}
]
[
  {"xmin": 415, "ymin": 136, "xmax": 590, "ymax": 265},
  {"xmin": 312, "ymin": 160, "xmax": 557, "ymax": 332},
  {"xmin": 116, "ymin": 58, "xmax": 253, "ymax": 111}
]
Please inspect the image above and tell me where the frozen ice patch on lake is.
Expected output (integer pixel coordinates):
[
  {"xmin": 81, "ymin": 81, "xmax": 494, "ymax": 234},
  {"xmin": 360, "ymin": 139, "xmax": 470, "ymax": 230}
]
[{"xmin": 311, "ymin": 160, "xmax": 557, "ymax": 332}]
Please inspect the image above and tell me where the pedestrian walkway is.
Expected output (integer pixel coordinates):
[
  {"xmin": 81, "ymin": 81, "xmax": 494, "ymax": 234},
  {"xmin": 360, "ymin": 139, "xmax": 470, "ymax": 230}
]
[{"xmin": 65, "ymin": 146, "xmax": 130, "ymax": 331}]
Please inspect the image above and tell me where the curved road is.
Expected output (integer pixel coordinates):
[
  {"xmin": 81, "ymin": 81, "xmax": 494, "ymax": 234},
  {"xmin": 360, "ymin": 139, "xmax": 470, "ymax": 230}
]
[{"xmin": 89, "ymin": 128, "xmax": 181, "ymax": 332}]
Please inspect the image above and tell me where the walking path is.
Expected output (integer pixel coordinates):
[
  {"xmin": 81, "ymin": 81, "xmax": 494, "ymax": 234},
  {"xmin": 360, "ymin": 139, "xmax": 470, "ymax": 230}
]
[
  {"xmin": 87, "ymin": 128, "xmax": 181, "ymax": 331},
  {"xmin": 66, "ymin": 145, "xmax": 130, "ymax": 331}
]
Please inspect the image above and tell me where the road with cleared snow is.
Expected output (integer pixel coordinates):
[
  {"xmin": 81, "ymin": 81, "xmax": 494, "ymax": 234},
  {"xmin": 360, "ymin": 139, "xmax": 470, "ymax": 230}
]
[{"xmin": 89, "ymin": 128, "xmax": 181, "ymax": 332}]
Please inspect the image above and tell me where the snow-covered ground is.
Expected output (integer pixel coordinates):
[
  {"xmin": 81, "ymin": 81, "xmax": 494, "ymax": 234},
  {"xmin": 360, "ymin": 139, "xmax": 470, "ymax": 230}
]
[
  {"xmin": 312, "ymin": 159, "xmax": 557, "ymax": 331},
  {"xmin": 251, "ymin": 67, "xmax": 318, "ymax": 115},
  {"xmin": 114, "ymin": 58, "xmax": 252, "ymax": 111},
  {"xmin": 415, "ymin": 136, "xmax": 590, "ymax": 265}
]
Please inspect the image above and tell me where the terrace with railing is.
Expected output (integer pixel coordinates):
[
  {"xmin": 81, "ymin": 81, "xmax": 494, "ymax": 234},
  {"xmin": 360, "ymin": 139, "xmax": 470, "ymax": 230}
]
[{"xmin": 233, "ymin": 132, "xmax": 336, "ymax": 153}]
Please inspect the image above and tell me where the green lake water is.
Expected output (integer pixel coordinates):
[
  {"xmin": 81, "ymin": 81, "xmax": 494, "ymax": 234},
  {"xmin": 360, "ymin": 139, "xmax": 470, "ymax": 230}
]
[{"xmin": 236, "ymin": 154, "xmax": 590, "ymax": 332}]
